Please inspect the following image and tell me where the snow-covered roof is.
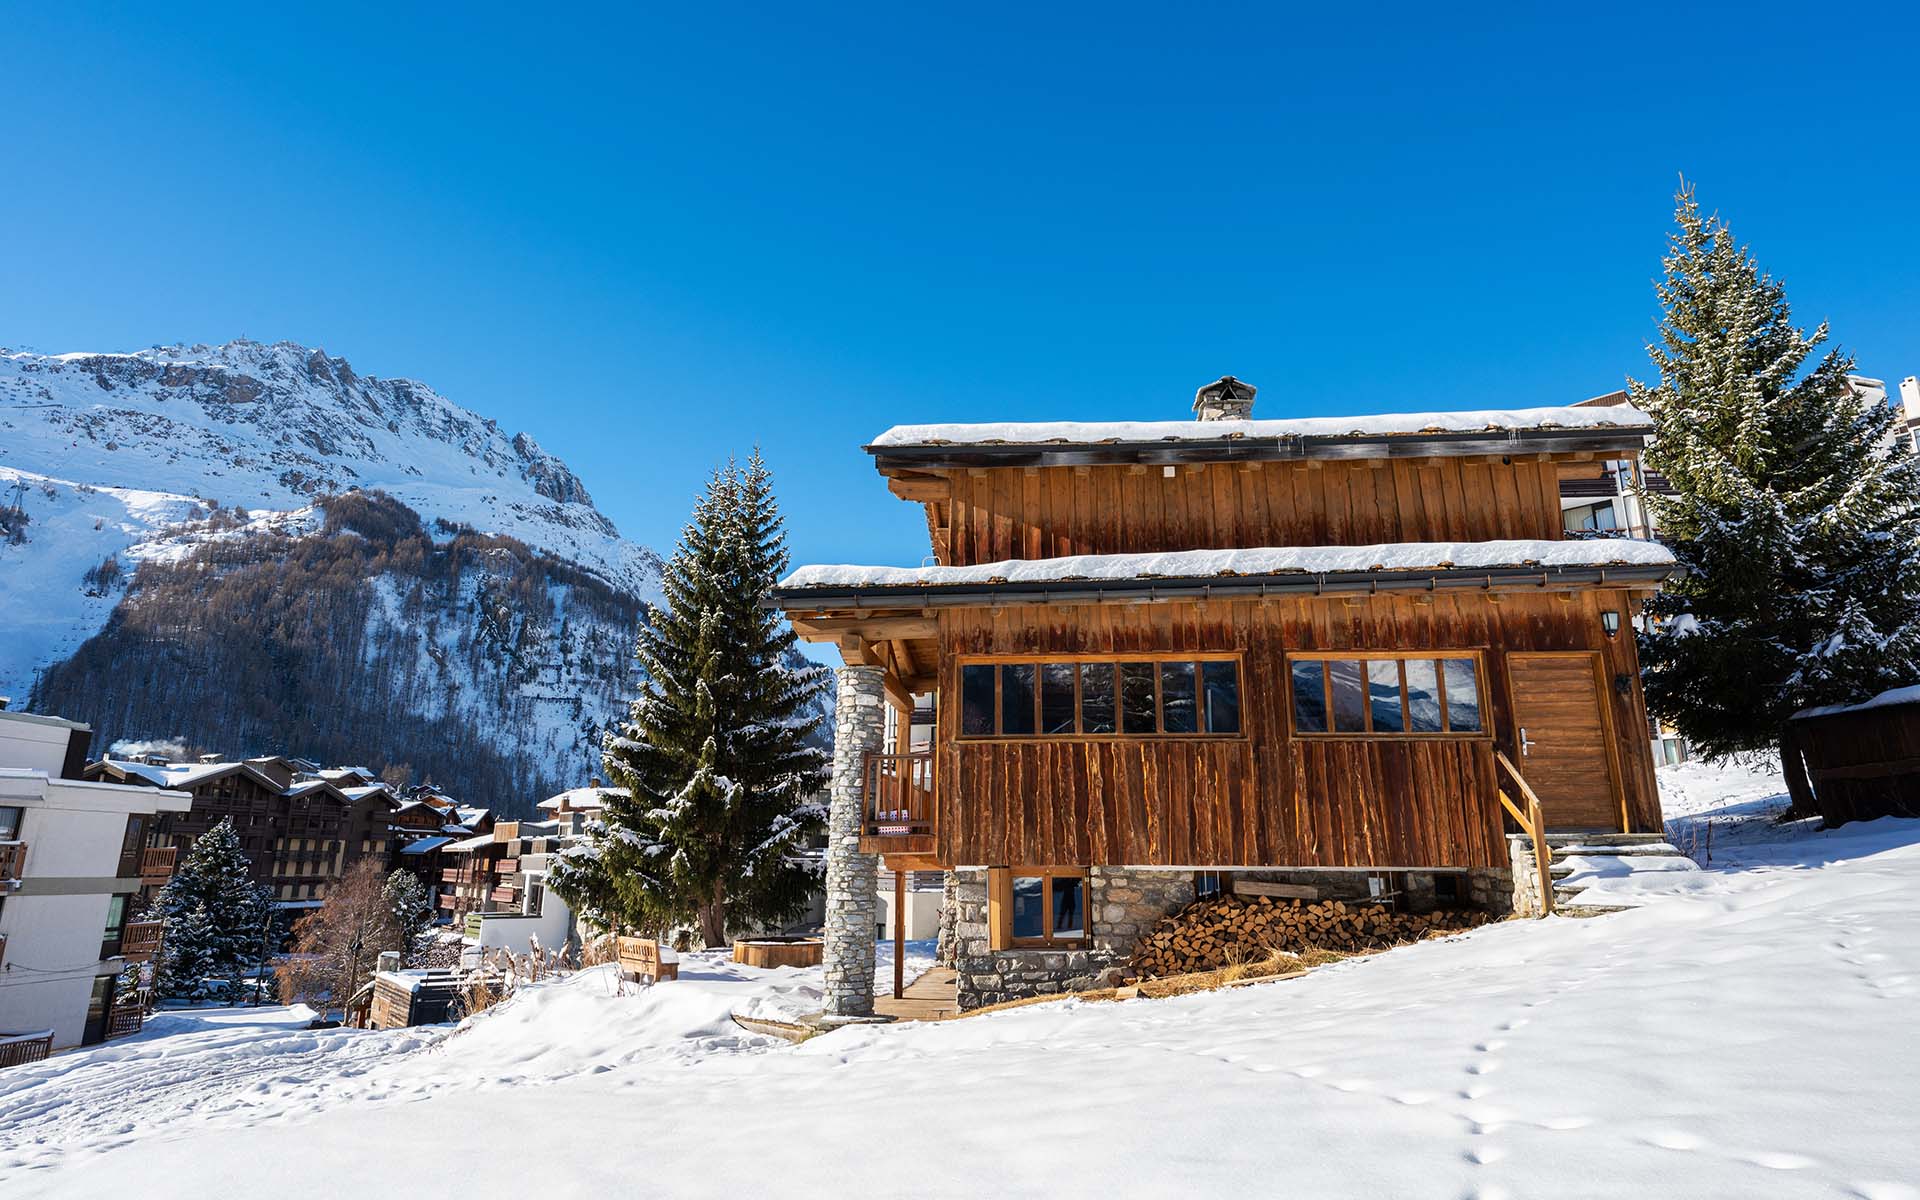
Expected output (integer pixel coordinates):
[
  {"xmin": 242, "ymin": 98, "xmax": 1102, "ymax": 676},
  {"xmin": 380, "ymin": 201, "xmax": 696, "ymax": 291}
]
[
  {"xmin": 443, "ymin": 833, "xmax": 495, "ymax": 852},
  {"xmin": 99, "ymin": 758, "xmax": 260, "ymax": 789},
  {"xmin": 1794, "ymin": 683, "xmax": 1920, "ymax": 720},
  {"xmin": 455, "ymin": 806, "xmax": 491, "ymax": 826},
  {"xmin": 398, "ymin": 835, "xmax": 455, "ymax": 855},
  {"xmin": 779, "ymin": 538, "xmax": 1678, "ymax": 592},
  {"xmin": 536, "ymin": 786, "xmax": 628, "ymax": 811},
  {"xmin": 339, "ymin": 784, "xmax": 392, "ymax": 802},
  {"xmin": 869, "ymin": 404, "xmax": 1653, "ymax": 451}
]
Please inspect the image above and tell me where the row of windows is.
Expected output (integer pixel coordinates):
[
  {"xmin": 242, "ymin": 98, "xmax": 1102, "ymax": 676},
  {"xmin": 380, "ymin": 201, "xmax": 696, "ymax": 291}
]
[
  {"xmin": 1289, "ymin": 655, "xmax": 1483, "ymax": 736},
  {"xmin": 955, "ymin": 654, "xmax": 1490, "ymax": 740},
  {"xmin": 960, "ymin": 659, "xmax": 1242, "ymax": 739}
]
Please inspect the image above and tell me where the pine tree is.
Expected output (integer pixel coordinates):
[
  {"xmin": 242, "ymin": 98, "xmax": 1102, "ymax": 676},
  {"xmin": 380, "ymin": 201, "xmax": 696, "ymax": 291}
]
[
  {"xmin": 554, "ymin": 452, "xmax": 829, "ymax": 944},
  {"xmin": 150, "ymin": 818, "xmax": 275, "ymax": 1002},
  {"xmin": 1632, "ymin": 184, "xmax": 1920, "ymax": 773},
  {"xmin": 383, "ymin": 868, "xmax": 433, "ymax": 957}
]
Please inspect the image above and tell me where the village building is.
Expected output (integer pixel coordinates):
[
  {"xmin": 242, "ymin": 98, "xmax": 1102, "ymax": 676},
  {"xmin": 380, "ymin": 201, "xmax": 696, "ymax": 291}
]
[
  {"xmin": 772, "ymin": 378, "xmax": 1681, "ymax": 1013},
  {"xmin": 0, "ymin": 708, "xmax": 184, "ymax": 1053},
  {"xmin": 85, "ymin": 753, "xmax": 407, "ymax": 909}
]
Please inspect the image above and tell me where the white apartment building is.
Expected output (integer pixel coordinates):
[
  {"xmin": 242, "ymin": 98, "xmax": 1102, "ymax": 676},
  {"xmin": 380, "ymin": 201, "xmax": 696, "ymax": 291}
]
[{"xmin": 0, "ymin": 708, "xmax": 189, "ymax": 1050}]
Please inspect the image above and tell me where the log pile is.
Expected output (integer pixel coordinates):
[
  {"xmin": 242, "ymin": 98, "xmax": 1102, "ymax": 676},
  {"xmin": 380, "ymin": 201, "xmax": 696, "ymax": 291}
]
[{"xmin": 1128, "ymin": 895, "xmax": 1496, "ymax": 978}]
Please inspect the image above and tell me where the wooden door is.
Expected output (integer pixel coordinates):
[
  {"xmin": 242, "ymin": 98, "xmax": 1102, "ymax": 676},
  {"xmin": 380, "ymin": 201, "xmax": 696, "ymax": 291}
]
[{"xmin": 1506, "ymin": 653, "xmax": 1622, "ymax": 831}]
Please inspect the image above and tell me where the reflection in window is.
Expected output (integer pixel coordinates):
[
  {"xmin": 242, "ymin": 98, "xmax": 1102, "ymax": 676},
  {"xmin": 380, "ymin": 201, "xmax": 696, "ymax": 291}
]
[
  {"xmin": 1291, "ymin": 660, "xmax": 1327, "ymax": 732},
  {"xmin": 1367, "ymin": 661, "xmax": 1404, "ymax": 732},
  {"xmin": 1444, "ymin": 659, "xmax": 1482, "ymax": 731},
  {"xmin": 1202, "ymin": 661, "xmax": 1240, "ymax": 734},
  {"xmin": 1000, "ymin": 664, "xmax": 1036, "ymax": 735},
  {"xmin": 1404, "ymin": 659, "xmax": 1443, "ymax": 733},
  {"xmin": 961, "ymin": 665, "xmax": 995, "ymax": 736},
  {"xmin": 1329, "ymin": 660, "xmax": 1367, "ymax": 732},
  {"xmin": 1011, "ymin": 876, "xmax": 1046, "ymax": 940},
  {"xmin": 1051, "ymin": 876, "xmax": 1084, "ymax": 937},
  {"xmin": 1292, "ymin": 654, "xmax": 1483, "ymax": 737},
  {"xmin": 1160, "ymin": 661, "xmax": 1197, "ymax": 733},
  {"xmin": 1121, "ymin": 663, "xmax": 1158, "ymax": 734},
  {"xmin": 1081, "ymin": 664, "xmax": 1116, "ymax": 734},
  {"xmin": 1040, "ymin": 663, "xmax": 1077, "ymax": 734}
]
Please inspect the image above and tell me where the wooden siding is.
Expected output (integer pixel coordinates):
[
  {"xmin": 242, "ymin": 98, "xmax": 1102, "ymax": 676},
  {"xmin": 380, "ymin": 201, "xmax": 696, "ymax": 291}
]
[
  {"xmin": 934, "ymin": 590, "xmax": 1661, "ymax": 869},
  {"xmin": 937, "ymin": 458, "xmax": 1568, "ymax": 566}
]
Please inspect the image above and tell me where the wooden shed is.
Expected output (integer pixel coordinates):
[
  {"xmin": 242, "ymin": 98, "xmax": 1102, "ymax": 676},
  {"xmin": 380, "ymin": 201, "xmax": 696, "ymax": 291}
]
[{"xmin": 1788, "ymin": 686, "xmax": 1920, "ymax": 827}]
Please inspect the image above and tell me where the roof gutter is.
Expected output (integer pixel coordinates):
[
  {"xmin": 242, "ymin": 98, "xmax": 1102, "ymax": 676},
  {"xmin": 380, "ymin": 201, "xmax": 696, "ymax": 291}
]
[
  {"xmin": 769, "ymin": 562, "xmax": 1681, "ymax": 612},
  {"xmin": 865, "ymin": 425, "xmax": 1654, "ymax": 471}
]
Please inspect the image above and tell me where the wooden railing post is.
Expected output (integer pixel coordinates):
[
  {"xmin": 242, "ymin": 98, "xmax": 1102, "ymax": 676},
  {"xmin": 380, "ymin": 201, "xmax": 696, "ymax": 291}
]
[{"xmin": 1495, "ymin": 751, "xmax": 1554, "ymax": 917}]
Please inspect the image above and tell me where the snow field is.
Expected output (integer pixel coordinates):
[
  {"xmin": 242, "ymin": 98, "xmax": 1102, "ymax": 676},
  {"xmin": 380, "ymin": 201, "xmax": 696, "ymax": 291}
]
[{"xmin": 3, "ymin": 764, "xmax": 1917, "ymax": 1198}]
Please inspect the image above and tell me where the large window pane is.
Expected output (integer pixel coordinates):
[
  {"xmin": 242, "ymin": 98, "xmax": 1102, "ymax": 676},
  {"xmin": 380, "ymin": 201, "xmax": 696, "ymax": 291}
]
[
  {"xmin": 1367, "ymin": 661, "xmax": 1404, "ymax": 732},
  {"xmin": 1160, "ymin": 661, "xmax": 1198, "ymax": 733},
  {"xmin": 1405, "ymin": 659, "xmax": 1443, "ymax": 732},
  {"xmin": 1291, "ymin": 660, "xmax": 1327, "ymax": 732},
  {"xmin": 1040, "ymin": 663, "xmax": 1077, "ymax": 734},
  {"xmin": 1051, "ymin": 876, "xmax": 1085, "ymax": 937},
  {"xmin": 1329, "ymin": 660, "xmax": 1367, "ymax": 732},
  {"xmin": 1202, "ymin": 661, "xmax": 1240, "ymax": 734},
  {"xmin": 961, "ymin": 665, "xmax": 996, "ymax": 735},
  {"xmin": 1000, "ymin": 664, "xmax": 1036, "ymax": 735},
  {"xmin": 1081, "ymin": 663, "xmax": 1116, "ymax": 734},
  {"xmin": 1443, "ymin": 659, "xmax": 1482, "ymax": 732},
  {"xmin": 1121, "ymin": 663, "xmax": 1158, "ymax": 734},
  {"xmin": 1012, "ymin": 876, "xmax": 1046, "ymax": 940}
]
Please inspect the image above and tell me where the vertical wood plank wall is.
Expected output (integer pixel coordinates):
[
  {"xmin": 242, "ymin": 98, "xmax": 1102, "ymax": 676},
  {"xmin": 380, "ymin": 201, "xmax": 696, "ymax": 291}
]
[
  {"xmin": 935, "ymin": 591, "xmax": 1662, "ymax": 869},
  {"xmin": 938, "ymin": 459, "xmax": 1567, "ymax": 566}
]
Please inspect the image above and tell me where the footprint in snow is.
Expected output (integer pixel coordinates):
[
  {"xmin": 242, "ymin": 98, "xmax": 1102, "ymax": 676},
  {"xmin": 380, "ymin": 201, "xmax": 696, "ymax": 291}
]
[
  {"xmin": 1641, "ymin": 1130, "xmax": 1703, "ymax": 1151},
  {"xmin": 1745, "ymin": 1151, "xmax": 1818, "ymax": 1171},
  {"xmin": 1466, "ymin": 1145, "xmax": 1507, "ymax": 1165}
]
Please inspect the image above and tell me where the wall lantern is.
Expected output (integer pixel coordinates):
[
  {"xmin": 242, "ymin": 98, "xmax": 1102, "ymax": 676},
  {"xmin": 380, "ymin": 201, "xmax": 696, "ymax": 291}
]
[{"xmin": 1600, "ymin": 610, "xmax": 1622, "ymax": 639}]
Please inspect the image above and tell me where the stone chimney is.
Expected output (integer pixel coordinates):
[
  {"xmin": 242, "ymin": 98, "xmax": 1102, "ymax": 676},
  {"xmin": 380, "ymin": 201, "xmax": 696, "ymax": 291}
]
[{"xmin": 1194, "ymin": 376, "xmax": 1257, "ymax": 421}]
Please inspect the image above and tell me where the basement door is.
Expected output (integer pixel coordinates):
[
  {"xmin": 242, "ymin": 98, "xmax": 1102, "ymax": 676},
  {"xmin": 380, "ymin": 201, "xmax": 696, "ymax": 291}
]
[{"xmin": 1505, "ymin": 652, "xmax": 1622, "ymax": 831}]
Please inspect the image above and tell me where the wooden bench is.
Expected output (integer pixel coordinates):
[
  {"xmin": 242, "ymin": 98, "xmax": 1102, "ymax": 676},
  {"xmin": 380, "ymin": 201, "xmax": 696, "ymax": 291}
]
[{"xmin": 615, "ymin": 936, "xmax": 679, "ymax": 983}]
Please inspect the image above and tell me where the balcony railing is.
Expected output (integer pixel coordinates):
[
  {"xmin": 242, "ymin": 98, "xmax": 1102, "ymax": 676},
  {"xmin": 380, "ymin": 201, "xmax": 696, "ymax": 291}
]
[
  {"xmin": 120, "ymin": 920, "xmax": 164, "ymax": 962},
  {"xmin": 0, "ymin": 1031, "xmax": 54, "ymax": 1070},
  {"xmin": 0, "ymin": 841, "xmax": 26, "ymax": 882},
  {"xmin": 139, "ymin": 846, "xmax": 178, "ymax": 886},
  {"xmin": 862, "ymin": 750, "xmax": 935, "ymax": 839}
]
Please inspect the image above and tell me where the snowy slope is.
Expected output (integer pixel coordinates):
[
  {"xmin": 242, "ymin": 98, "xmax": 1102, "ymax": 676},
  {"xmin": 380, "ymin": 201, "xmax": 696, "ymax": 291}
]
[
  {"xmin": 5, "ymin": 764, "xmax": 1918, "ymax": 1198},
  {"xmin": 0, "ymin": 339, "xmax": 659, "ymax": 700}
]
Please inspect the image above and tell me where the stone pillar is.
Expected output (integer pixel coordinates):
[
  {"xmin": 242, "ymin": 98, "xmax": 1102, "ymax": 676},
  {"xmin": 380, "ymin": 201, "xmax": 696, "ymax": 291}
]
[
  {"xmin": 935, "ymin": 871, "xmax": 958, "ymax": 966},
  {"xmin": 822, "ymin": 665, "xmax": 885, "ymax": 1018}
]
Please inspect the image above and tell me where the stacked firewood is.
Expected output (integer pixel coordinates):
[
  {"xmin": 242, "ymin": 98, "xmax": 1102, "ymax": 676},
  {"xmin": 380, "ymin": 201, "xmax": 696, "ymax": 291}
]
[{"xmin": 1128, "ymin": 895, "xmax": 1495, "ymax": 978}]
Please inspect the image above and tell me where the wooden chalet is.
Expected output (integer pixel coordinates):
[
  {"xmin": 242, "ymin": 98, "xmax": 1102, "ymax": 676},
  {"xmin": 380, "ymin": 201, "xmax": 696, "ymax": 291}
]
[{"xmin": 773, "ymin": 377, "xmax": 1681, "ymax": 1013}]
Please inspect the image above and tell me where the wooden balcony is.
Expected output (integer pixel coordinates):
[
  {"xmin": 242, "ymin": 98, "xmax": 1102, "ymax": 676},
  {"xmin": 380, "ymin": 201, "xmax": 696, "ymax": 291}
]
[
  {"xmin": 437, "ymin": 892, "xmax": 457, "ymax": 910},
  {"xmin": 861, "ymin": 750, "xmax": 937, "ymax": 860},
  {"xmin": 0, "ymin": 840, "xmax": 26, "ymax": 882},
  {"xmin": 119, "ymin": 920, "xmax": 164, "ymax": 962},
  {"xmin": 489, "ymin": 885, "xmax": 518, "ymax": 905},
  {"xmin": 139, "ymin": 846, "xmax": 178, "ymax": 886}
]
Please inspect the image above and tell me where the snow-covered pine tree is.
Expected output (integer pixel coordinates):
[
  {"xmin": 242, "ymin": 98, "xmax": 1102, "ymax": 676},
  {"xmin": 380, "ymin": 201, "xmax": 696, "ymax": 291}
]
[
  {"xmin": 383, "ymin": 868, "xmax": 433, "ymax": 954},
  {"xmin": 559, "ymin": 453, "xmax": 829, "ymax": 945},
  {"xmin": 1632, "ymin": 184, "xmax": 1920, "ymax": 775},
  {"xmin": 150, "ymin": 817, "xmax": 274, "ymax": 1002}
]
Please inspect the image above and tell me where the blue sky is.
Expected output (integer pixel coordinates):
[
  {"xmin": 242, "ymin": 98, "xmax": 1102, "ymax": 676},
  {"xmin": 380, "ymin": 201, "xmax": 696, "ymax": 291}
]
[{"xmin": 5, "ymin": 3, "xmax": 1918, "ymax": 570}]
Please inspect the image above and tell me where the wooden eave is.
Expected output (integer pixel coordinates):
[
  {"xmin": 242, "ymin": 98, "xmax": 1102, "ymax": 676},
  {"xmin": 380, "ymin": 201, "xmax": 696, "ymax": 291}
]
[
  {"xmin": 772, "ymin": 561, "xmax": 1680, "ymax": 619},
  {"xmin": 865, "ymin": 425, "xmax": 1652, "ymax": 474}
]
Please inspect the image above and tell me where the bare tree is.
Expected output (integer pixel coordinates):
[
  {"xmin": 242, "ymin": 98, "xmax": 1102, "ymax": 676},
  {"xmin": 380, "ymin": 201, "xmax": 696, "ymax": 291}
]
[{"xmin": 277, "ymin": 859, "xmax": 404, "ymax": 1018}]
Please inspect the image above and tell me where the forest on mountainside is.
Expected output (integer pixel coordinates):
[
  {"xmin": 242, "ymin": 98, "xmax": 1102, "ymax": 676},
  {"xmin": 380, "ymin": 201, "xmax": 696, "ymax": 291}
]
[{"xmin": 32, "ymin": 490, "xmax": 646, "ymax": 814}]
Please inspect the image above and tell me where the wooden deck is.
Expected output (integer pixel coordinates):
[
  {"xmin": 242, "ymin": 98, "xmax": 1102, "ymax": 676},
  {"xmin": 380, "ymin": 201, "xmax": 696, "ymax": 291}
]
[{"xmin": 874, "ymin": 966, "xmax": 959, "ymax": 1022}]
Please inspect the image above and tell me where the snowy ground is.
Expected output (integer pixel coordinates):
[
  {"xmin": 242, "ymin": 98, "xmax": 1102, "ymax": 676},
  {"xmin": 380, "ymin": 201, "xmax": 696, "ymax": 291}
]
[{"xmin": 6, "ymin": 766, "xmax": 1919, "ymax": 1199}]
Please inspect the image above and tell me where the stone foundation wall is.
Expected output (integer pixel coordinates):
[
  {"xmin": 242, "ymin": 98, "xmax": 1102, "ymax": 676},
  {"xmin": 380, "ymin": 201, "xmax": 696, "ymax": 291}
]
[
  {"xmin": 951, "ymin": 864, "xmax": 1519, "ymax": 1009},
  {"xmin": 1504, "ymin": 834, "xmax": 1543, "ymax": 916}
]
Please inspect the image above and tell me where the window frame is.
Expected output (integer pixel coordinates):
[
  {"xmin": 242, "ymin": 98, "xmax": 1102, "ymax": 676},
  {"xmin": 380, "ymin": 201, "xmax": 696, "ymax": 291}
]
[
  {"xmin": 1285, "ymin": 650, "xmax": 1490, "ymax": 740},
  {"xmin": 990, "ymin": 866, "xmax": 1090, "ymax": 950},
  {"xmin": 955, "ymin": 653, "xmax": 1247, "ymax": 743}
]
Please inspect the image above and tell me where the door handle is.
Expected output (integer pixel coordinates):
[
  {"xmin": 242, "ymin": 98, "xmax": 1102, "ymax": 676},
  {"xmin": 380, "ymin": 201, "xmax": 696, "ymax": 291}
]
[{"xmin": 1519, "ymin": 727, "xmax": 1536, "ymax": 756}]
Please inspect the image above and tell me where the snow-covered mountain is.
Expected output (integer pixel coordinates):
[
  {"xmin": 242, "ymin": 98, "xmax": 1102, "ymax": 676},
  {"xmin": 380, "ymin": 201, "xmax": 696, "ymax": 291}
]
[{"xmin": 0, "ymin": 339, "xmax": 671, "ymax": 810}]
